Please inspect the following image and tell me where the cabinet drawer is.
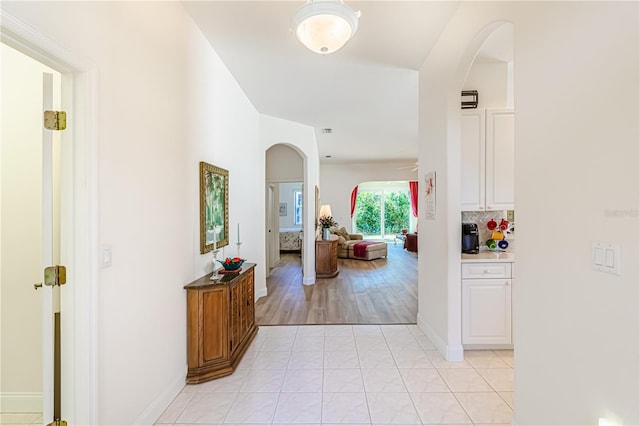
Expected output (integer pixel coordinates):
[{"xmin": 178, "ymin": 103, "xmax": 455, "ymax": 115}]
[{"xmin": 462, "ymin": 262, "xmax": 511, "ymax": 279}]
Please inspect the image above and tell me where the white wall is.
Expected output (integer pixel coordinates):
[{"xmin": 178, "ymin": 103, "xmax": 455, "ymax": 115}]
[
  {"xmin": 463, "ymin": 61, "xmax": 509, "ymax": 109},
  {"xmin": 266, "ymin": 144, "xmax": 304, "ymax": 182},
  {"xmin": 320, "ymin": 162, "xmax": 418, "ymax": 232},
  {"xmin": 418, "ymin": 2, "xmax": 638, "ymax": 424},
  {"xmin": 260, "ymin": 115, "xmax": 319, "ymax": 285},
  {"xmin": 0, "ymin": 43, "xmax": 60, "ymax": 411},
  {"xmin": 279, "ymin": 182, "xmax": 302, "ymax": 229},
  {"xmin": 1, "ymin": 2, "xmax": 263, "ymax": 424}
]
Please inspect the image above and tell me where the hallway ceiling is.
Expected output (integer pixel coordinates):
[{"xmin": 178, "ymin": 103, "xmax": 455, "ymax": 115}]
[{"xmin": 184, "ymin": 2, "xmax": 510, "ymax": 165}]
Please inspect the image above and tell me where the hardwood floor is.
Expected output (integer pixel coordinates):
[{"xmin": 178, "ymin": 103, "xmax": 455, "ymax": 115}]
[{"xmin": 255, "ymin": 242, "xmax": 418, "ymax": 325}]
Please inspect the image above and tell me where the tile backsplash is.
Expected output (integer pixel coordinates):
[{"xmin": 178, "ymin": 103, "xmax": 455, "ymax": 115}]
[{"xmin": 462, "ymin": 210, "xmax": 514, "ymax": 247}]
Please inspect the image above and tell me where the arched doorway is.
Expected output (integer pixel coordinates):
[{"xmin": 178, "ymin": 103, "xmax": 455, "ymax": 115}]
[{"xmin": 265, "ymin": 144, "xmax": 305, "ymax": 277}]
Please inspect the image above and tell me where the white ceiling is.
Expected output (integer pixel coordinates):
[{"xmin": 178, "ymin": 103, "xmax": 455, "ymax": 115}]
[{"xmin": 184, "ymin": 1, "xmax": 511, "ymax": 165}]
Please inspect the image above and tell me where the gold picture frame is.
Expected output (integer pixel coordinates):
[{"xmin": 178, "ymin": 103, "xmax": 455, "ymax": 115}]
[{"xmin": 199, "ymin": 161, "xmax": 229, "ymax": 254}]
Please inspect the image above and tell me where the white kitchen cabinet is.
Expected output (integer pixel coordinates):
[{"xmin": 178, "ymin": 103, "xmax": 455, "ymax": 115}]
[
  {"xmin": 461, "ymin": 110, "xmax": 485, "ymax": 210},
  {"xmin": 485, "ymin": 109, "xmax": 515, "ymax": 210},
  {"xmin": 461, "ymin": 108, "xmax": 514, "ymax": 211},
  {"xmin": 462, "ymin": 262, "xmax": 512, "ymax": 346}
]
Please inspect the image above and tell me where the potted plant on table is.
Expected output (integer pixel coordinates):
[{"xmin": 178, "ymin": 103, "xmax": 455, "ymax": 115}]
[{"xmin": 318, "ymin": 215, "xmax": 338, "ymax": 240}]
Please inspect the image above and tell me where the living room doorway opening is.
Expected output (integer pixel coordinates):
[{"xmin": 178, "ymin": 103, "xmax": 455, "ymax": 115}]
[{"xmin": 353, "ymin": 181, "xmax": 418, "ymax": 242}]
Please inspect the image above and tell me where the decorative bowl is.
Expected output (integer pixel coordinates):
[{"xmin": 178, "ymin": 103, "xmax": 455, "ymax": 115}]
[{"xmin": 217, "ymin": 257, "xmax": 246, "ymax": 271}]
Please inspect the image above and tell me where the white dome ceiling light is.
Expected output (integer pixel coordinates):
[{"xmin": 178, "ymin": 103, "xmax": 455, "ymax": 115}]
[{"xmin": 292, "ymin": 0, "xmax": 360, "ymax": 55}]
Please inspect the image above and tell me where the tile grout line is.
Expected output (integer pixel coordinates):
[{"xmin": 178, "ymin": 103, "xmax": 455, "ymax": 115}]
[{"xmin": 352, "ymin": 325, "xmax": 375, "ymax": 425}]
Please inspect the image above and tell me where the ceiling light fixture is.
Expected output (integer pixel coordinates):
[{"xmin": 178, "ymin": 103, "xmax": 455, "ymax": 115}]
[{"xmin": 292, "ymin": 0, "xmax": 360, "ymax": 55}]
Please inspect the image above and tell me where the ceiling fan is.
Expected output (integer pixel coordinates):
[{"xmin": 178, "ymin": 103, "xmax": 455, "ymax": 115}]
[{"xmin": 398, "ymin": 161, "xmax": 419, "ymax": 172}]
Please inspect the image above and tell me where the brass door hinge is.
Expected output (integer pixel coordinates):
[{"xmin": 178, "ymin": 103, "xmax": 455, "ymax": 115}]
[
  {"xmin": 44, "ymin": 110, "xmax": 67, "ymax": 131},
  {"xmin": 44, "ymin": 265, "xmax": 67, "ymax": 287},
  {"xmin": 47, "ymin": 420, "xmax": 68, "ymax": 426}
]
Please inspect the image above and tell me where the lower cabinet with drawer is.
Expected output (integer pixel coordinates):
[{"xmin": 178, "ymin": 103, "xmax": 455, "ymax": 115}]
[
  {"xmin": 184, "ymin": 263, "xmax": 258, "ymax": 384},
  {"xmin": 461, "ymin": 262, "xmax": 512, "ymax": 347}
]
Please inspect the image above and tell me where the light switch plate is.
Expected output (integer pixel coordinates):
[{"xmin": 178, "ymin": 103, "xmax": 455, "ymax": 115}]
[
  {"xmin": 592, "ymin": 242, "xmax": 620, "ymax": 275},
  {"xmin": 101, "ymin": 245, "xmax": 112, "ymax": 268}
]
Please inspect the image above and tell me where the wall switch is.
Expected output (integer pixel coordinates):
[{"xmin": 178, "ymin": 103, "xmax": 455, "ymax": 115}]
[
  {"xmin": 592, "ymin": 242, "xmax": 620, "ymax": 275},
  {"xmin": 101, "ymin": 245, "xmax": 112, "ymax": 268},
  {"xmin": 594, "ymin": 247, "xmax": 604, "ymax": 266},
  {"xmin": 605, "ymin": 249, "xmax": 615, "ymax": 267}
]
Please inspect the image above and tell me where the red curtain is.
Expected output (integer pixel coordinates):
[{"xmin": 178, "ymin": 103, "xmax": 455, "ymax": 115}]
[
  {"xmin": 350, "ymin": 186, "xmax": 359, "ymax": 218},
  {"xmin": 409, "ymin": 181, "xmax": 419, "ymax": 217}
]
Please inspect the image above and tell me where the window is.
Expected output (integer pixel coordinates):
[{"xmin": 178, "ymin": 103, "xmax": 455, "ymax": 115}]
[
  {"xmin": 354, "ymin": 183, "xmax": 410, "ymax": 239},
  {"xmin": 294, "ymin": 190, "xmax": 303, "ymax": 225}
]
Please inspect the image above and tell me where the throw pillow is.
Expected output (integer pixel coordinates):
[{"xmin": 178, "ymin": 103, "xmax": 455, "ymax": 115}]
[{"xmin": 335, "ymin": 227, "xmax": 350, "ymax": 240}]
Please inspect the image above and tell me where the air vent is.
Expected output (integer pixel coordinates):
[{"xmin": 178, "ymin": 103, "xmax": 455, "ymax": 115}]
[{"xmin": 321, "ymin": 128, "xmax": 332, "ymax": 134}]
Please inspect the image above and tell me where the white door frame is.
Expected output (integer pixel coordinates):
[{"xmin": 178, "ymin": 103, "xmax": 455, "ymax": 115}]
[
  {"xmin": 265, "ymin": 184, "xmax": 274, "ymax": 275},
  {"xmin": 1, "ymin": 11, "xmax": 99, "ymax": 425}
]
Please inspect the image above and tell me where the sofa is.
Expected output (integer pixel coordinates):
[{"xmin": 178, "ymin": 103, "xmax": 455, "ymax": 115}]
[
  {"xmin": 335, "ymin": 233, "xmax": 363, "ymax": 258},
  {"xmin": 330, "ymin": 227, "xmax": 387, "ymax": 260}
]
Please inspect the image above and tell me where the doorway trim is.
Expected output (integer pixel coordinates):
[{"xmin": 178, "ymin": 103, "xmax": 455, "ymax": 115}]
[{"xmin": 1, "ymin": 10, "xmax": 99, "ymax": 425}]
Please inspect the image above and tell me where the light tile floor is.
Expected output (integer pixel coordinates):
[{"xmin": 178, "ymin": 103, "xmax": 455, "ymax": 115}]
[{"xmin": 157, "ymin": 325, "xmax": 513, "ymax": 425}]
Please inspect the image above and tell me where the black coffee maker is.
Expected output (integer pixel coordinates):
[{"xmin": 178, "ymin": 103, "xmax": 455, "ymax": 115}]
[{"xmin": 461, "ymin": 223, "xmax": 479, "ymax": 254}]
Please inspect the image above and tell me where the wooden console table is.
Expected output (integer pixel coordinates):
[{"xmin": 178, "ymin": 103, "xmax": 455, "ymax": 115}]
[
  {"xmin": 184, "ymin": 263, "xmax": 257, "ymax": 384},
  {"xmin": 316, "ymin": 236, "xmax": 339, "ymax": 278}
]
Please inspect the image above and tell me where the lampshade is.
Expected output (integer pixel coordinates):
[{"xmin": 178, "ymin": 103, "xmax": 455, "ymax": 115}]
[
  {"xmin": 319, "ymin": 204, "xmax": 333, "ymax": 218},
  {"xmin": 293, "ymin": 0, "xmax": 360, "ymax": 55}
]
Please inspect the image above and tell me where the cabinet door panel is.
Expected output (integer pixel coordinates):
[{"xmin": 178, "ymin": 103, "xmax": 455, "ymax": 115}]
[
  {"xmin": 247, "ymin": 274, "xmax": 255, "ymax": 328},
  {"xmin": 462, "ymin": 279, "xmax": 512, "ymax": 345},
  {"xmin": 461, "ymin": 110, "xmax": 486, "ymax": 210},
  {"xmin": 230, "ymin": 282, "xmax": 241, "ymax": 353},
  {"xmin": 486, "ymin": 109, "xmax": 515, "ymax": 210},
  {"xmin": 202, "ymin": 288, "xmax": 228, "ymax": 364}
]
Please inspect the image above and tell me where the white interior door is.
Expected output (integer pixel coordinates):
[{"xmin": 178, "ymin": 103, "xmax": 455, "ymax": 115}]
[{"xmin": 41, "ymin": 71, "xmax": 58, "ymax": 425}]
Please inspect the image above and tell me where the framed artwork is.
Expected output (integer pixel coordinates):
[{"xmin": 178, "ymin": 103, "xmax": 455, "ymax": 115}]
[
  {"xmin": 424, "ymin": 171, "xmax": 436, "ymax": 220},
  {"xmin": 199, "ymin": 161, "xmax": 229, "ymax": 254},
  {"xmin": 279, "ymin": 202, "xmax": 287, "ymax": 216}
]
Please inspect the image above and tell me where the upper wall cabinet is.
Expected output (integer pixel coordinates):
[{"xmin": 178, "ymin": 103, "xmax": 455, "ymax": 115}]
[{"xmin": 461, "ymin": 108, "xmax": 514, "ymax": 211}]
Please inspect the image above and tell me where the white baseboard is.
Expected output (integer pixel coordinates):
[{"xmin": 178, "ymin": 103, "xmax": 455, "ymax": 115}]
[
  {"xmin": 446, "ymin": 344, "xmax": 464, "ymax": 362},
  {"xmin": 417, "ymin": 313, "xmax": 464, "ymax": 362},
  {"xmin": 0, "ymin": 392, "xmax": 42, "ymax": 412},
  {"xmin": 255, "ymin": 287, "xmax": 267, "ymax": 299},
  {"xmin": 302, "ymin": 275, "xmax": 315, "ymax": 285},
  {"xmin": 463, "ymin": 343, "xmax": 513, "ymax": 350},
  {"xmin": 133, "ymin": 367, "xmax": 186, "ymax": 425}
]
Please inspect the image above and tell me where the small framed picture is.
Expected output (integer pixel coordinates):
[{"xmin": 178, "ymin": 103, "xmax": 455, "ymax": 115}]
[{"xmin": 279, "ymin": 203, "xmax": 287, "ymax": 216}]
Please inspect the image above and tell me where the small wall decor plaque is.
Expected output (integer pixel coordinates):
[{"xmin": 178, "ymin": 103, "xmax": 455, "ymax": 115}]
[{"xmin": 424, "ymin": 171, "xmax": 436, "ymax": 220}]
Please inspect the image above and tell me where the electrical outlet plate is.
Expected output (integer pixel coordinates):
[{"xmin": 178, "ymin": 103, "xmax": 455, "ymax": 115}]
[{"xmin": 592, "ymin": 242, "xmax": 620, "ymax": 275}]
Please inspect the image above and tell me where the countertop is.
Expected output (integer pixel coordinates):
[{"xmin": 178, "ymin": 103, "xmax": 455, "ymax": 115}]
[
  {"xmin": 461, "ymin": 251, "xmax": 515, "ymax": 263},
  {"xmin": 184, "ymin": 263, "xmax": 256, "ymax": 289}
]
